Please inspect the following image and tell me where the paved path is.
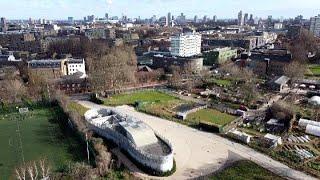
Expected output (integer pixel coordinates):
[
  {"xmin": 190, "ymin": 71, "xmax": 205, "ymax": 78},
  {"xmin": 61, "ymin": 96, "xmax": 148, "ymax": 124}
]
[{"xmin": 78, "ymin": 101, "xmax": 317, "ymax": 180}]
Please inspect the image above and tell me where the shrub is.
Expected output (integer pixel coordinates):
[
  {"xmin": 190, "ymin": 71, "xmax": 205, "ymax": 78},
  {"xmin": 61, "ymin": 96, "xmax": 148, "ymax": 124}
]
[{"xmin": 90, "ymin": 94, "xmax": 104, "ymax": 104}]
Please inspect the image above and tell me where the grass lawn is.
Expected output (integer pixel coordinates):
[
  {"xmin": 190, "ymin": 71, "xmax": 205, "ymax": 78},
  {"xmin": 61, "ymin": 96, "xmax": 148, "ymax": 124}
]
[
  {"xmin": 187, "ymin": 108, "xmax": 236, "ymax": 126},
  {"xmin": 67, "ymin": 102, "xmax": 89, "ymax": 115},
  {"xmin": 104, "ymin": 90, "xmax": 187, "ymax": 120},
  {"xmin": 309, "ymin": 65, "xmax": 320, "ymax": 76},
  {"xmin": 104, "ymin": 90, "xmax": 179, "ymax": 106},
  {"xmin": 212, "ymin": 78, "xmax": 232, "ymax": 87},
  {"xmin": 0, "ymin": 107, "xmax": 86, "ymax": 179},
  {"xmin": 211, "ymin": 160, "xmax": 284, "ymax": 180}
]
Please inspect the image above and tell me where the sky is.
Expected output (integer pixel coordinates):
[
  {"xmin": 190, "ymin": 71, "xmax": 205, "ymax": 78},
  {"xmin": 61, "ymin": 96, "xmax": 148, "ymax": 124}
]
[{"xmin": 1, "ymin": 0, "xmax": 320, "ymax": 20}]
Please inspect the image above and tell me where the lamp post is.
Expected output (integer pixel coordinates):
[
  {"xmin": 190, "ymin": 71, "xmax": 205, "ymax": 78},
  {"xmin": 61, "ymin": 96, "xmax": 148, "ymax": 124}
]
[{"xmin": 86, "ymin": 133, "xmax": 90, "ymax": 164}]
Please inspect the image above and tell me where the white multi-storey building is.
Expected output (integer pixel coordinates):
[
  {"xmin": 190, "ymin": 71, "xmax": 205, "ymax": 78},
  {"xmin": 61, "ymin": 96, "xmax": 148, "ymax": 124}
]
[
  {"xmin": 310, "ymin": 15, "xmax": 320, "ymax": 37},
  {"xmin": 170, "ymin": 33, "xmax": 201, "ymax": 57},
  {"xmin": 61, "ymin": 58, "xmax": 86, "ymax": 76}
]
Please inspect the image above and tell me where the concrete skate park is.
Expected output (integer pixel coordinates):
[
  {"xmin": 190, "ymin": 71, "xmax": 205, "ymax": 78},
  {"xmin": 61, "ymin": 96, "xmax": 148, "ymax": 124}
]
[{"xmin": 79, "ymin": 101, "xmax": 316, "ymax": 180}]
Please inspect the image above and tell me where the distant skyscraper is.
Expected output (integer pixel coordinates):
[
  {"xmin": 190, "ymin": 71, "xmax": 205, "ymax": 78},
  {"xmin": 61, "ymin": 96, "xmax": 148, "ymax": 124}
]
[
  {"xmin": 194, "ymin": 15, "xmax": 198, "ymax": 23},
  {"xmin": 203, "ymin": 15, "xmax": 208, "ymax": 23},
  {"xmin": 68, "ymin": 17, "xmax": 74, "ymax": 24},
  {"xmin": 151, "ymin": 15, "xmax": 157, "ymax": 24},
  {"xmin": 267, "ymin": 15, "xmax": 273, "ymax": 29},
  {"xmin": 254, "ymin": 17, "xmax": 259, "ymax": 25},
  {"xmin": 294, "ymin": 15, "xmax": 303, "ymax": 24},
  {"xmin": 39, "ymin": 18, "xmax": 46, "ymax": 24},
  {"xmin": 212, "ymin": 15, "xmax": 217, "ymax": 22},
  {"xmin": 87, "ymin": 15, "xmax": 95, "ymax": 22},
  {"xmin": 179, "ymin": 13, "xmax": 186, "ymax": 24},
  {"xmin": 310, "ymin": 15, "xmax": 320, "ymax": 37},
  {"xmin": 244, "ymin": 13, "xmax": 248, "ymax": 25},
  {"xmin": 238, "ymin": 10, "xmax": 244, "ymax": 26},
  {"xmin": 248, "ymin": 14, "xmax": 253, "ymax": 25},
  {"xmin": 29, "ymin": 17, "xmax": 34, "ymax": 25},
  {"xmin": 167, "ymin": 12, "xmax": 172, "ymax": 27},
  {"xmin": 280, "ymin": 16, "xmax": 284, "ymax": 23},
  {"xmin": 0, "ymin": 17, "xmax": 7, "ymax": 32},
  {"xmin": 249, "ymin": 14, "xmax": 253, "ymax": 20},
  {"xmin": 122, "ymin": 14, "xmax": 128, "ymax": 22},
  {"xmin": 105, "ymin": 13, "xmax": 109, "ymax": 20}
]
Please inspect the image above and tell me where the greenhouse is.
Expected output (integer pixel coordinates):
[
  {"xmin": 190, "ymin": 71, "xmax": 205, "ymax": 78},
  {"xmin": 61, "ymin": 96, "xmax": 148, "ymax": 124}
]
[
  {"xmin": 306, "ymin": 124, "xmax": 320, "ymax": 137},
  {"xmin": 298, "ymin": 118, "xmax": 320, "ymax": 128}
]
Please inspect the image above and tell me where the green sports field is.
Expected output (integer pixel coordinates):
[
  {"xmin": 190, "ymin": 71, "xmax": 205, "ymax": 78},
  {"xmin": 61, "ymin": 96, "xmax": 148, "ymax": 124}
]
[{"xmin": 0, "ymin": 107, "xmax": 86, "ymax": 179}]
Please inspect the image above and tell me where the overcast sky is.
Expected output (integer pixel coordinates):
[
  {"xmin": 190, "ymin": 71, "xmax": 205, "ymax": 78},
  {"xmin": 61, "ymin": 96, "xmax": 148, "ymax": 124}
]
[{"xmin": 1, "ymin": 0, "xmax": 320, "ymax": 20}]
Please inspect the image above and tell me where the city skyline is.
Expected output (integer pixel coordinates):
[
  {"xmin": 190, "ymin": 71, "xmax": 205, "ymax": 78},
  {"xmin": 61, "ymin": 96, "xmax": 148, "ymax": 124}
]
[{"xmin": 1, "ymin": 0, "xmax": 320, "ymax": 20}]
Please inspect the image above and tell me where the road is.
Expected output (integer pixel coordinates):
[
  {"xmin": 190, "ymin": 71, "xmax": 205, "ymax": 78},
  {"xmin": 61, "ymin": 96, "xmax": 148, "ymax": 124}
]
[{"xmin": 78, "ymin": 101, "xmax": 316, "ymax": 180}]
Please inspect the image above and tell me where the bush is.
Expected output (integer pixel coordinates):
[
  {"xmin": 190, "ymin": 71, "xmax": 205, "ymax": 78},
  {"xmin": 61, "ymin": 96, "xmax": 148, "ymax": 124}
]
[
  {"xmin": 90, "ymin": 94, "xmax": 104, "ymax": 104},
  {"xmin": 278, "ymin": 151, "xmax": 301, "ymax": 163},
  {"xmin": 199, "ymin": 121, "xmax": 223, "ymax": 133}
]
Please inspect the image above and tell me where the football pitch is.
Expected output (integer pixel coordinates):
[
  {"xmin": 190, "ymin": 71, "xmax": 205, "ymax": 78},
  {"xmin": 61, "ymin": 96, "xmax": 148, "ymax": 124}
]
[{"xmin": 0, "ymin": 107, "xmax": 86, "ymax": 179}]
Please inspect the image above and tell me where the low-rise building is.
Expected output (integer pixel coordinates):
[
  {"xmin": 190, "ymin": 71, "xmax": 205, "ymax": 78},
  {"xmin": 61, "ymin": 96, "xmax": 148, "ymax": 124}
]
[
  {"xmin": 0, "ymin": 54, "xmax": 16, "ymax": 62},
  {"xmin": 228, "ymin": 129, "xmax": 252, "ymax": 144},
  {"xmin": 274, "ymin": 23, "xmax": 283, "ymax": 30},
  {"xmin": 266, "ymin": 119, "xmax": 285, "ymax": 132},
  {"xmin": 287, "ymin": 25, "xmax": 303, "ymax": 39},
  {"xmin": 249, "ymin": 49, "xmax": 293, "ymax": 76},
  {"xmin": 28, "ymin": 59, "xmax": 62, "ymax": 69},
  {"xmin": 203, "ymin": 37, "xmax": 257, "ymax": 50},
  {"xmin": 203, "ymin": 47, "xmax": 237, "ymax": 65},
  {"xmin": 61, "ymin": 58, "xmax": 86, "ymax": 76},
  {"xmin": 28, "ymin": 58, "xmax": 86, "ymax": 76},
  {"xmin": 268, "ymin": 76, "xmax": 290, "ymax": 93},
  {"xmin": 123, "ymin": 33, "xmax": 139, "ymax": 42},
  {"xmin": 264, "ymin": 133, "xmax": 282, "ymax": 148},
  {"xmin": 85, "ymin": 28, "xmax": 116, "ymax": 40},
  {"xmin": 56, "ymin": 72, "xmax": 90, "ymax": 94},
  {"xmin": 152, "ymin": 54, "xmax": 203, "ymax": 73}
]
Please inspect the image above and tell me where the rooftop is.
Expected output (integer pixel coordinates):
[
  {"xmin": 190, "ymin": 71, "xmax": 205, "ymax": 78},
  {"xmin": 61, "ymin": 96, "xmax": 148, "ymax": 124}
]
[{"xmin": 85, "ymin": 108, "xmax": 171, "ymax": 156}]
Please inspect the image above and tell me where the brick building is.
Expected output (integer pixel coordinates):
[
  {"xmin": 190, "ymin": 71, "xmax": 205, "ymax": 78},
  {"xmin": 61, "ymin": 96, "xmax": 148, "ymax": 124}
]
[{"xmin": 249, "ymin": 49, "xmax": 293, "ymax": 76}]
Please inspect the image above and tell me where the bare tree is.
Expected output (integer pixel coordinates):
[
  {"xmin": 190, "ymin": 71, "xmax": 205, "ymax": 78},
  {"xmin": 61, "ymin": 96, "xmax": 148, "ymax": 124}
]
[
  {"xmin": 27, "ymin": 70, "xmax": 49, "ymax": 101},
  {"xmin": 284, "ymin": 61, "xmax": 306, "ymax": 81},
  {"xmin": 0, "ymin": 79, "xmax": 26, "ymax": 104},
  {"xmin": 286, "ymin": 29, "xmax": 318, "ymax": 62},
  {"xmin": 168, "ymin": 66, "xmax": 183, "ymax": 89},
  {"xmin": 39, "ymin": 159, "xmax": 50, "ymax": 178},
  {"xmin": 27, "ymin": 162, "xmax": 37, "ymax": 180},
  {"xmin": 88, "ymin": 45, "xmax": 137, "ymax": 93},
  {"xmin": 33, "ymin": 162, "xmax": 39, "ymax": 180},
  {"xmin": 15, "ymin": 166, "xmax": 26, "ymax": 180}
]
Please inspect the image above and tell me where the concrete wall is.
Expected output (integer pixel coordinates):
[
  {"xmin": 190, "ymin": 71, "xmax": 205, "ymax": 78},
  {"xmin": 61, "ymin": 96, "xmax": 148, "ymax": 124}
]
[
  {"xmin": 89, "ymin": 124, "xmax": 174, "ymax": 172},
  {"xmin": 85, "ymin": 109, "xmax": 174, "ymax": 173}
]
